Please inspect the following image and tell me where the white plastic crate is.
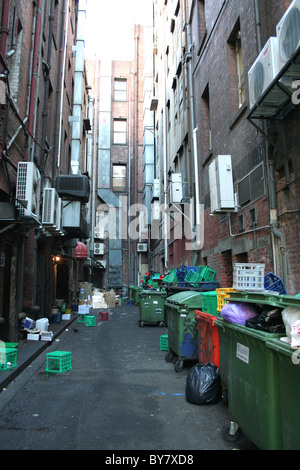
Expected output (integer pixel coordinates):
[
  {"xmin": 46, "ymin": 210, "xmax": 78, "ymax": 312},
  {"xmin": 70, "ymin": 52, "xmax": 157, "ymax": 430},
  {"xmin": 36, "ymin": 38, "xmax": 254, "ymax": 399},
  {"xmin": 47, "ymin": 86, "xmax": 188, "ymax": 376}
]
[{"xmin": 233, "ymin": 263, "xmax": 265, "ymax": 292}]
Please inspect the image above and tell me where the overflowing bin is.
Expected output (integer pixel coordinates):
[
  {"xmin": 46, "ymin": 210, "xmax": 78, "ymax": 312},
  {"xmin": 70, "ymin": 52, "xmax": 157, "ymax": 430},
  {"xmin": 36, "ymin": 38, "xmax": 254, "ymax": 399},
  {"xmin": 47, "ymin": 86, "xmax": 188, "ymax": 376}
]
[
  {"xmin": 138, "ymin": 290, "xmax": 167, "ymax": 327},
  {"xmin": 215, "ymin": 317, "xmax": 283, "ymax": 449},
  {"xmin": 164, "ymin": 291, "xmax": 201, "ymax": 372}
]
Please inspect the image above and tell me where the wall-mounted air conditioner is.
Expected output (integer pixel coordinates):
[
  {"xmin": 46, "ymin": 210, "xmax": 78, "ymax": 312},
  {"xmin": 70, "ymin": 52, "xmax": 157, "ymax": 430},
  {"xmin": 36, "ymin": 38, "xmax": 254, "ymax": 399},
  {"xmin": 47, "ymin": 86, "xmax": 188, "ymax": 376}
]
[
  {"xmin": 151, "ymin": 199, "xmax": 160, "ymax": 221},
  {"xmin": 152, "ymin": 179, "xmax": 160, "ymax": 199},
  {"xmin": 46, "ymin": 197, "xmax": 63, "ymax": 235},
  {"xmin": 209, "ymin": 155, "xmax": 235, "ymax": 214},
  {"xmin": 94, "ymin": 242, "xmax": 104, "ymax": 256},
  {"xmin": 62, "ymin": 200, "xmax": 81, "ymax": 228},
  {"xmin": 277, "ymin": 0, "xmax": 300, "ymax": 66},
  {"xmin": 137, "ymin": 243, "xmax": 148, "ymax": 252},
  {"xmin": 55, "ymin": 175, "xmax": 90, "ymax": 203},
  {"xmin": 170, "ymin": 173, "xmax": 182, "ymax": 204},
  {"xmin": 16, "ymin": 162, "xmax": 41, "ymax": 219},
  {"xmin": 42, "ymin": 188, "xmax": 58, "ymax": 227},
  {"xmin": 94, "ymin": 226, "xmax": 105, "ymax": 239},
  {"xmin": 248, "ymin": 37, "xmax": 280, "ymax": 109}
]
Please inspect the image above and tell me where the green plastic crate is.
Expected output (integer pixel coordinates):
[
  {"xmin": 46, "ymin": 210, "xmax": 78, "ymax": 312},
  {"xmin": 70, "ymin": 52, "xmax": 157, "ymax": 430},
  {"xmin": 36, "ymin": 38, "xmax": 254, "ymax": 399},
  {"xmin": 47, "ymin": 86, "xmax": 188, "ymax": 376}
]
[
  {"xmin": 160, "ymin": 335, "xmax": 169, "ymax": 351},
  {"xmin": 46, "ymin": 351, "xmax": 72, "ymax": 374},
  {"xmin": 2, "ymin": 342, "xmax": 18, "ymax": 349},
  {"xmin": 199, "ymin": 266, "xmax": 216, "ymax": 281},
  {"xmin": 85, "ymin": 315, "xmax": 96, "ymax": 327},
  {"xmin": 0, "ymin": 348, "xmax": 18, "ymax": 371},
  {"xmin": 77, "ymin": 313, "xmax": 86, "ymax": 323},
  {"xmin": 162, "ymin": 270, "xmax": 178, "ymax": 283},
  {"xmin": 200, "ymin": 291, "xmax": 218, "ymax": 315},
  {"xmin": 185, "ymin": 270, "xmax": 202, "ymax": 286}
]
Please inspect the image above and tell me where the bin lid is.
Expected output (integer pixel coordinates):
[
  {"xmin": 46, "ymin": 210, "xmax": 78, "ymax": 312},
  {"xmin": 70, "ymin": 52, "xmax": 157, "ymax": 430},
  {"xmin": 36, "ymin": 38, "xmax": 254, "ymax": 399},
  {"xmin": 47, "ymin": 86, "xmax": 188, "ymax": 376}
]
[{"xmin": 165, "ymin": 291, "xmax": 202, "ymax": 308}]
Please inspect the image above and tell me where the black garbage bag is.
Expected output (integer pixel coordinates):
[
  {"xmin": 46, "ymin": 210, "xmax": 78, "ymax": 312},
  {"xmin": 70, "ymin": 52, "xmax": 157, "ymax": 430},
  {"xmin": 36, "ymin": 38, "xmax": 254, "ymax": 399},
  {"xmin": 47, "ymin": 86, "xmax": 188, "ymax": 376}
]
[
  {"xmin": 245, "ymin": 306, "xmax": 285, "ymax": 333},
  {"xmin": 185, "ymin": 362, "xmax": 222, "ymax": 406}
]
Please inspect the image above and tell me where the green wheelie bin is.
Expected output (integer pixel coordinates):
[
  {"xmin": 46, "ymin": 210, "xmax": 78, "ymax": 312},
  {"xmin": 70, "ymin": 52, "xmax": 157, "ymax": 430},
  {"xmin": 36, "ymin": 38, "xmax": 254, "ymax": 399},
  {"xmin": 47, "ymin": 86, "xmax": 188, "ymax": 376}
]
[
  {"xmin": 164, "ymin": 291, "xmax": 201, "ymax": 372},
  {"xmin": 216, "ymin": 317, "xmax": 283, "ymax": 449},
  {"xmin": 266, "ymin": 338, "xmax": 300, "ymax": 450},
  {"xmin": 138, "ymin": 290, "xmax": 167, "ymax": 327},
  {"xmin": 133, "ymin": 286, "xmax": 143, "ymax": 306}
]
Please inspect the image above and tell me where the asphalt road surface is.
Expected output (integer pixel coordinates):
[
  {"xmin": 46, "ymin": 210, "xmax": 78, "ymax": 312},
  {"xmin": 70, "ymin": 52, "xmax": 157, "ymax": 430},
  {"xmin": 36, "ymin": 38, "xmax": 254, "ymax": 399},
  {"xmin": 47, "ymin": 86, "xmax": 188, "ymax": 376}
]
[{"xmin": 0, "ymin": 304, "xmax": 257, "ymax": 452}]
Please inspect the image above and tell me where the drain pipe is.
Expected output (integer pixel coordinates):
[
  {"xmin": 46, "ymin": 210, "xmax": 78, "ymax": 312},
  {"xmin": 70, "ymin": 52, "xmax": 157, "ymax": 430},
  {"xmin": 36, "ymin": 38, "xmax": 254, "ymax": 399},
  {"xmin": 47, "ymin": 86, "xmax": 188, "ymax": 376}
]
[
  {"xmin": 71, "ymin": 0, "xmax": 86, "ymax": 175},
  {"xmin": 0, "ymin": 0, "xmax": 10, "ymax": 69},
  {"xmin": 268, "ymin": 151, "xmax": 288, "ymax": 290}
]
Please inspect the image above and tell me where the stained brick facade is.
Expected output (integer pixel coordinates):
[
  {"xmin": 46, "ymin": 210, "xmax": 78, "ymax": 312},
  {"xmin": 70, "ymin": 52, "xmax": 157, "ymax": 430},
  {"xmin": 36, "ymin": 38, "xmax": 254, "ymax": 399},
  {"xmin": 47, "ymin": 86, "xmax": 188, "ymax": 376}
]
[
  {"xmin": 0, "ymin": 0, "xmax": 88, "ymax": 341},
  {"xmin": 152, "ymin": 0, "xmax": 300, "ymax": 294}
]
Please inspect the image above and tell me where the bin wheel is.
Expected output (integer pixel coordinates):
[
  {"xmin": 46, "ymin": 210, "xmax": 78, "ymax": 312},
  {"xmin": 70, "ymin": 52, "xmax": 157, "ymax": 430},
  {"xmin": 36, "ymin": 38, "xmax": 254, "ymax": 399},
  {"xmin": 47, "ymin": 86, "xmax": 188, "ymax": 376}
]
[
  {"xmin": 159, "ymin": 321, "xmax": 165, "ymax": 327},
  {"xmin": 165, "ymin": 351, "xmax": 174, "ymax": 363},
  {"xmin": 174, "ymin": 360, "xmax": 184, "ymax": 372},
  {"xmin": 138, "ymin": 320, "xmax": 144, "ymax": 327},
  {"xmin": 222, "ymin": 422, "xmax": 241, "ymax": 443}
]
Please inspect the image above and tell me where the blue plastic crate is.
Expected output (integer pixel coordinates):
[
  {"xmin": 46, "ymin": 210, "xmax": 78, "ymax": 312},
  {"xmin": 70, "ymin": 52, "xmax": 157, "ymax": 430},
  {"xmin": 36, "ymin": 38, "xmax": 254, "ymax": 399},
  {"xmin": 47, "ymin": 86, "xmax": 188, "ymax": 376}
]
[{"xmin": 264, "ymin": 272, "xmax": 287, "ymax": 295}]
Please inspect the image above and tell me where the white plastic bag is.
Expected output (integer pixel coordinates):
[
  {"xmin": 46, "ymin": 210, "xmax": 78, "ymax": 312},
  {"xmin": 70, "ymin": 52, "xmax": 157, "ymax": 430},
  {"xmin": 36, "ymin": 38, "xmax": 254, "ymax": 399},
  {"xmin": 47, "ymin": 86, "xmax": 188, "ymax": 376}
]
[
  {"xmin": 281, "ymin": 307, "xmax": 300, "ymax": 342},
  {"xmin": 291, "ymin": 319, "xmax": 300, "ymax": 348}
]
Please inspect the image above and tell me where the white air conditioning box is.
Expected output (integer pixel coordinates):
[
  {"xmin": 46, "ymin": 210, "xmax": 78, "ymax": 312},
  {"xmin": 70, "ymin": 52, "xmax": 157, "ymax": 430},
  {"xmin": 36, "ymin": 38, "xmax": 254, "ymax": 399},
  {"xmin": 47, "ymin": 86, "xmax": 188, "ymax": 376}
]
[
  {"xmin": 170, "ymin": 173, "xmax": 182, "ymax": 204},
  {"xmin": 209, "ymin": 160, "xmax": 219, "ymax": 214},
  {"xmin": 137, "ymin": 243, "xmax": 147, "ymax": 252},
  {"xmin": 94, "ymin": 242, "xmax": 104, "ymax": 255},
  {"xmin": 16, "ymin": 162, "xmax": 41, "ymax": 219},
  {"xmin": 277, "ymin": 0, "xmax": 300, "ymax": 66},
  {"xmin": 94, "ymin": 226, "xmax": 105, "ymax": 239},
  {"xmin": 152, "ymin": 179, "xmax": 160, "ymax": 199},
  {"xmin": 248, "ymin": 37, "xmax": 280, "ymax": 109},
  {"xmin": 209, "ymin": 155, "xmax": 235, "ymax": 214},
  {"xmin": 62, "ymin": 201, "xmax": 81, "ymax": 228},
  {"xmin": 42, "ymin": 188, "xmax": 58, "ymax": 227},
  {"xmin": 47, "ymin": 197, "xmax": 63, "ymax": 235},
  {"xmin": 151, "ymin": 199, "xmax": 160, "ymax": 221}
]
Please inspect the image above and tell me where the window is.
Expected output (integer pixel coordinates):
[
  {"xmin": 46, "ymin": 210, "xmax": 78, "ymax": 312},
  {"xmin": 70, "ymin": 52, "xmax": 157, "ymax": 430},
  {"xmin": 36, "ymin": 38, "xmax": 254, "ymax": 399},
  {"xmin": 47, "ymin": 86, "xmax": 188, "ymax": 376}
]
[
  {"xmin": 235, "ymin": 31, "xmax": 245, "ymax": 107},
  {"xmin": 113, "ymin": 119, "xmax": 127, "ymax": 144},
  {"xmin": 114, "ymin": 79, "xmax": 127, "ymax": 101},
  {"xmin": 228, "ymin": 21, "xmax": 246, "ymax": 111},
  {"xmin": 198, "ymin": 0, "xmax": 206, "ymax": 47},
  {"xmin": 112, "ymin": 165, "xmax": 126, "ymax": 190},
  {"xmin": 201, "ymin": 84, "xmax": 212, "ymax": 155},
  {"xmin": 237, "ymin": 163, "xmax": 265, "ymax": 207}
]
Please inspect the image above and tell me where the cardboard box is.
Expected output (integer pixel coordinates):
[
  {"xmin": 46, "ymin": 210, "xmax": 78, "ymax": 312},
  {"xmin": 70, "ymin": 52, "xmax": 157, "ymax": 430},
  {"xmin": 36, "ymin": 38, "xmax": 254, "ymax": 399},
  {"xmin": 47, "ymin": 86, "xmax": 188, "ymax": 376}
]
[
  {"xmin": 41, "ymin": 331, "xmax": 53, "ymax": 342},
  {"xmin": 62, "ymin": 314, "xmax": 71, "ymax": 320},
  {"xmin": 78, "ymin": 305, "xmax": 90, "ymax": 314},
  {"xmin": 27, "ymin": 333, "xmax": 40, "ymax": 341}
]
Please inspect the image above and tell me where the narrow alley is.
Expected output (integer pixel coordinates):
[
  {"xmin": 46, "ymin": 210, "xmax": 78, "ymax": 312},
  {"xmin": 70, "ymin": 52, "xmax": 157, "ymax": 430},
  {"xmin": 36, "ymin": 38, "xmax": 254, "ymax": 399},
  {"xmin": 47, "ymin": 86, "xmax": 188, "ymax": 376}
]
[{"xmin": 0, "ymin": 304, "xmax": 256, "ymax": 451}]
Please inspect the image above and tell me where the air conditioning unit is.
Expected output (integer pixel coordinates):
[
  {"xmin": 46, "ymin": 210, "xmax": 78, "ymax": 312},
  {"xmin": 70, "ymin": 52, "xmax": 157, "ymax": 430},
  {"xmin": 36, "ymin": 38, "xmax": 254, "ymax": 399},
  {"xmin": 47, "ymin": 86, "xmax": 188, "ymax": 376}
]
[
  {"xmin": 248, "ymin": 37, "xmax": 280, "ymax": 109},
  {"xmin": 137, "ymin": 243, "xmax": 147, "ymax": 252},
  {"xmin": 94, "ymin": 242, "xmax": 104, "ymax": 256},
  {"xmin": 209, "ymin": 155, "xmax": 235, "ymax": 214},
  {"xmin": 152, "ymin": 179, "xmax": 160, "ymax": 199},
  {"xmin": 47, "ymin": 197, "xmax": 63, "ymax": 235},
  {"xmin": 55, "ymin": 175, "xmax": 90, "ymax": 203},
  {"xmin": 277, "ymin": 0, "xmax": 300, "ymax": 66},
  {"xmin": 16, "ymin": 162, "xmax": 41, "ymax": 219},
  {"xmin": 151, "ymin": 199, "xmax": 160, "ymax": 221},
  {"xmin": 42, "ymin": 188, "xmax": 58, "ymax": 227},
  {"xmin": 170, "ymin": 173, "xmax": 182, "ymax": 204},
  {"xmin": 94, "ymin": 226, "xmax": 105, "ymax": 239}
]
